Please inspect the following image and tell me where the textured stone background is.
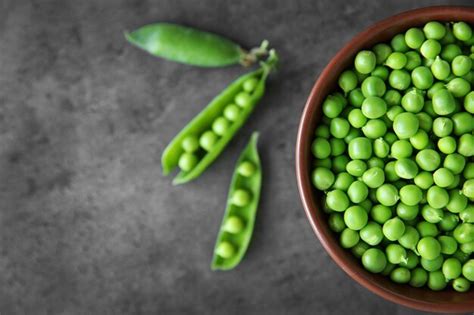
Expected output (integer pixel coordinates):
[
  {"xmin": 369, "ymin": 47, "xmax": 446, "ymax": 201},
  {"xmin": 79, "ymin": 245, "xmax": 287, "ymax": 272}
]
[{"xmin": 0, "ymin": 0, "xmax": 472, "ymax": 314}]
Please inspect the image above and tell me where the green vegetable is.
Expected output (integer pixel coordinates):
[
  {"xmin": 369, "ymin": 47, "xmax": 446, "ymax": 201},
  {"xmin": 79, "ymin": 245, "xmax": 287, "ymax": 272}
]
[
  {"xmin": 125, "ymin": 23, "xmax": 269, "ymax": 67},
  {"xmin": 211, "ymin": 133, "xmax": 262, "ymax": 270},
  {"xmin": 162, "ymin": 52, "xmax": 277, "ymax": 184}
]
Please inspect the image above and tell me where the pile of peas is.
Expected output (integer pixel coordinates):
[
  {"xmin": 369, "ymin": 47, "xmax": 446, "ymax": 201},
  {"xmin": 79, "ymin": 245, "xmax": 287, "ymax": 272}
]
[
  {"xmin": 312, "ymin": 21, "xmax": 474, "ymax": 292},
  {"xmin": 178, "ymin": 76, "xmax": 260, "ymax": 172}
]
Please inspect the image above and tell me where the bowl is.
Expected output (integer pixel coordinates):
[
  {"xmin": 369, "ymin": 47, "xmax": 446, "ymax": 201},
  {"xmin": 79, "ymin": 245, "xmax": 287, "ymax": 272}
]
[{"xmin": 296, "ymin": 6, "xmax": 474, "ymax": 313}]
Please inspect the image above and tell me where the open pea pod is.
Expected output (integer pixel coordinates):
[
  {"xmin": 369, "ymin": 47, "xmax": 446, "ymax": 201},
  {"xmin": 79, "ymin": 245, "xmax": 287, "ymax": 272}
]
[
  {"xmin": 211, "ymin": 132, "xmax": 262, "ymax": 270},
  {"xmin": 161, "ymin": 51, "xmax": 277, "ymax": 185},
  {"xmin": 125, "ymin": 23, "xmax": 269, "ymax": 67}
]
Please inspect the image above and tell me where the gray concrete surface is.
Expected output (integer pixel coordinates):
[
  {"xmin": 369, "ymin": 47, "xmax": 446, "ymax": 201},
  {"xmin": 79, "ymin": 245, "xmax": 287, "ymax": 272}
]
[{"xmin": 0, "ymin": 0, "xmax": 472, "ymax": 314}]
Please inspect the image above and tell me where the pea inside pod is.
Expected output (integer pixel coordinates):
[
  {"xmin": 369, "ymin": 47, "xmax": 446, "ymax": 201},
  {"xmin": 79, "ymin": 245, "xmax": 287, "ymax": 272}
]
[
  {"xmin": 125, "ymin": 23, "xmax": 269, "ymax": 67},
  {"xmin": 161, "ymin": 51, "xmax": 277, "ymax": 185},
  {"xmin": 211, "ymin": 132, "xmax": 262, "ymax": 270}
]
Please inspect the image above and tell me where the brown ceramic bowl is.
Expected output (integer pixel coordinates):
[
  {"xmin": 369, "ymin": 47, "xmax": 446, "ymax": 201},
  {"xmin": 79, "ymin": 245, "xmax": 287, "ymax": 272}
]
[{"xmin": 296, "ymin": 6, "xmax": 474, "ymax": 313}]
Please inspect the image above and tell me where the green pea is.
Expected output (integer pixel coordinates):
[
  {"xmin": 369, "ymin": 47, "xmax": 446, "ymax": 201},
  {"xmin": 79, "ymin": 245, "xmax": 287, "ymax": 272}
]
[
  {"xmin": 328, "ymin": 213, "xmax": 346, "ymax": 232},
  {"xmin": 384, "ymin": 89, "xmax": 402, "ymax": 106},
  {"xmin": 215, "ymin": 241, "xmax": 236, "ymax": 259},
  {"xmin": 371, "ymin": 65, "xmax": 389, "ymax": 80},
  {"xmin": 431, "ymin": 56, "xmax": 451, "ymax": 80},
  {"xmin": 373, "ymin": 138, "xmax": 389, "ymax": 158},
  {"xmin": 393, "ymin": 112, "xmax": 419, "ymax": 139},
  {"xmin": 414, "ymin": 171, "xmax": 433, "ymax": 190},
  {"xmin": 223, "ymin": 103, "xmax": 240, "ymax": 122},
  {"xmin": 420, "ymin": 39, "xmax": 441, "ymax": 59},
  {"xmin": 384, "ymin": 132, "xmax": 398, "ymax": 145},
  {"xmin": 423, "ymin": 21, "xmax": 446, "ymax": 40},
  {"xmin": 362, "ymin": 248, "xmax": 387, "ymax": 273},
  {"xmin": 311, "ymin": 137, "xmax": 331, "ymax": 159},
  {"xmin": 344, "ymin": 128, "xmax": 362, "ymax": 144},
  {"xmin": 389, "ymin": 69, "xmax": 411, "ymax": 90},
  {"xmin": 423, "ymin": 100, "xmax": 436, "ymax": 117},
  {"xmin": 417, "ymin": 236, "xmax": 441, "ymax": 260},
  {"xmin": 442, "ymin": 258, "xmax": 462, "ymax": 280},
  {"xmin": 410, "ymin": 268, "xmax": 428, "ymax": 287},
  {"xmin": 212, "ymin": 116, "xmax": 230, "ymax": 136},
  {"xmin": 348, "ymin": 88, "xmax": 364, "ymax": 107},
  {"xmin": 411, "ymin": 66, "xmax": 434, "ymax": 90},
  {"xmin": 181, "ymin": 135, "xmax": 200, "ymax": 153},
  {"xmin": 242, "ymin": 77, "xmax": 259, "ymax": 92},
  {"xmin": 454, "ymin": 223, "xmax": 474, "ymax": 244},
  {"xmin": 326, "ymin": 189, "xmax": 349, "ymax": 212},
  {"xmin": 421, "ymin": 205, "xmax": 443, "ymax": 224},
  {"xmin": 329, "ymin": 138, "xmax": 345, "ymax": 156},
  {"xmin": 178, "ymin": 152, "xmax": 199, "ymax": 171},
  {"xmin": 331, "ymin": 155, "xmax": 348, "ymax": 172},
  {"xmin": 346, "ymin": 160, "xmax": 367, "ymax": 177},
  {"xmin": 453, "ymin": 277, "xmax": 471, "ymax": 292},
  {"xmin": 359, "ymin": 222, "xmax": 384, "ymax": 246},
  {"xmin": 405, "ymin": 51, "xmax": 422, "ymax": 70},
  {"xmin": 361, "ymin": 96, "xmax": 387, "ymax": 119},
  {"xmin": 464, "ymin": 91, "xmax": 474, "ymax": 113},
  {"xmin": 428, "ymin": 270, "xmax": 447, "ymax": 291},
  {"xmin": 444, "ymin": 154, "xmax": 466, "ymax": 176},
  {"xmin": 462, "ymin": 259, "xmax": 474, "ymax": 281},
  {"xmin": 438, "ymin": 136, "xmax": 457, "ymax": 154},
  {"xmin": 460, "ymin": 205, "xmax": 474, "ymax": 223},
  {"xmin": 402, "ymin": 90, "xmax": 424, "ymax": 114},
  {"xmin": 416, "ymin": 149, "xmax": 440, "ymax": 171},
  {"xmin": 232, "ymin": 189, "xmax": 251, "ymax": 207},
  {"xmin": 377, "ymin": 184, "xmax": 399, "ymax": 207},
  {"xmin": 199, "ymin": 130, "xmax": 219, "ymax": 151},
  {"xmin": 405, "ymin": 27, "xmax": 425, "ymax": 49},
  {"xmin": 311, "ymin": 167, "xmax": 335, "ymax": 190},
  {"xmin": 438, "ymin": 235, "xmax": 458, "ymax": 255},
  {"xmin": 390, "ymin": 140, "xmax": 412, "ymax": 159},
  {"xmin": 348, "ymin": 137, "xmax": 372, "ymax": 160},
  {"xmin": 395, "ymin": 159, "xmax": 418, "ymax": 179},
  {"xmin": 417, "ymin": 221, "xmax": 439, "ymax": 238},
  {"xmin": 439, "ymin": 213, "xmax": 460, "ymax": 232},
  {"xmin": 386, "ymin": 106, "xmax": 403, "ymax": 122},
  {"xmin": 359, "ymin": 199, "xmax": 373, "ymax": 212},
  {"xmin": 464, "ymin": 163, "xmax": 474, "ymax": 180},
  {"xmin": 235, "ymin": 91, "xmax": 252, "ymax": 108},
  {"xmin": 432, "ymin": 89, "xmax": 456, "ymax": 116},
  {"xmin": 396, "ymin": 203, "xmax": 419, "ymax": 221},
  {"xmin": 399, "ymin": 184, "xmax": 422, "ymax": 205},
  {"xmin": 409, "ymin": 129, "xmax": 429, "ymax": 150},
  {"xmin": 322, "ymin": 95, "xmax": 344, "ymax": 118},
  {"xmin": 446, "ymin": 77, "xmax": 471, "ymax": 97},
  {"xmin": 421, "ymin": 255, "xmax": 444, "ymax": 272},
  {"xmin": 458, "ymin": 134, "xmax": 474, "ymax": 157},
  {"xmin": 452, "ymin": 112, "xmax": 473, "ymax": 136},
  {"xmin": 383, "ymin": 217, "xmax": 405, "ymax": 241},
  {"xmin": 330, "ymin": 118, "xmax": 350, "ymax": 139},
  {"xmin": 362, "ymin": 119, "xmax": 387, "ymax": 139},
  {"xmin": 338, "ymin": 70, "xmax": 358, "ymax": 93},
  {"xmin": 348, "ymin": 109, "xmax": 367, "ymax": 128},
  {"xmin": 391, "ymin": 267, "xmax": 412, "ymax": 284},
  {"xmin": 361, "ymin": 167, "xmax": 385, "ymax": 189},
  {"xmin": 238, "ymin": 161, "xmax": 256, "ymax": 177},
  {"xmin": 351, "ymin": 241, "xmax": 370, "ymax": 258},
  {"xmin": 361, "ymin": 76, "xmax": 386, "ymax": 97},
  {"xmin": 452, "ymin": 55, "xmax": 472, "ymax": 76},
  {"xmin": 386, "ymin": 244, "xmax": 407, "ymax": 265},
  {"xmin": 453, "ymin": 21, "xmax": 473, "ymax": 41},
  {"xmin": 433, "ymin": 117, "xmax": 453, "ymax": 137},
  {"xmin": 340, "ymin": 228, "xmax": 360, "ymax": 248},
  {"xmin": 223, "ymin": 216, "xmax": 245, "ymax": 234},
  {"xmin": 332, "ymin": 172, "xmax": 354, "ymax": 191},
  {"xmin": 399, "ymin": 226, "xmax": 420, "ymax": 250},
  {"xmin": 373, "ymin": 43, "xmax": 392, "ymax": 64},
  {"xmin": 391, "ymin": 34, "xmax": 409, "ymax": 52},
  {"xmin": 461, "ymin": 242, "xmax": 474, "ymax": 254},
  {"xmin": 427, "ymin": 186, "xmax": 449, "ymax": 209},
  {"xmin": 454, "ymin": 249, "xmax": 471, "ymax": 263},
  {"xmin": 385, "ymin": 52, "xmax": 407, "ymax": 69},
  {"xmin": 371, "ymin": 205, "xmax": 392, "ymax": 224},
  {"xmin": 347, "ymin": 181, "xmax": 369, "ymax": 204},
  {"xmin": 355, "ymin": 50, "xmax": 376, "ymax": 74},
  {"xmin": 441, "ymin": 43, "xmax": 462, "ymax": 62},
  {"xmin": 433, "ymin": 168, "xmax": 455, "ymax": 188},
  {"xmin": 427, "ymin": 81, "xmax": 446, "ymax": 99}
]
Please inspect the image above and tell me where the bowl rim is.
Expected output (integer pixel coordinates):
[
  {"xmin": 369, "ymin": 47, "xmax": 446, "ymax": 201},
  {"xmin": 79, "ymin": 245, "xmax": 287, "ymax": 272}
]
[{"xmin": 296, "ymin": 5, "xmax": 474, "ymax": 313}]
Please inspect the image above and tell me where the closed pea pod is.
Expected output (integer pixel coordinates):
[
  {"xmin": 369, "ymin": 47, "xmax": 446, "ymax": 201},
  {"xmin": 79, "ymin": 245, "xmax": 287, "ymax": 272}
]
[
  {"xmin": 161, "ymin": 52, "xmax": 277, "ymax": 184},
  {"xmin": 211, "ymin": 133, "xmax": 262, "ymax": 270},
  {"xmin": 125, "ymin": 23, "xmax": 269, "ymax": 67}
]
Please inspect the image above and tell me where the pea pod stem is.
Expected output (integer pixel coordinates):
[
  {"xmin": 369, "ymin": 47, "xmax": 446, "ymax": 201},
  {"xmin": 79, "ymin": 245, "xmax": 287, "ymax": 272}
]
[
  {"xmin": 211, "ymin": 132, "xmax": 262, "ymax": 270},
  {"xmin": 161, "ymin": 51, "xmax": 278, "ymax": 185}
]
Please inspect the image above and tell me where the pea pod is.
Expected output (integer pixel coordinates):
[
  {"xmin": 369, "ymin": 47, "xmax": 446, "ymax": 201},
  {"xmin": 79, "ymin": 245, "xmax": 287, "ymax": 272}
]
[
  {"xmin": 125, "ymin": 23, "xmax": 269, "ymax": 67},
  {"xmin": 161, "ymin": 51, "xmax": 277, "ymax": 185},
  {"xmin": 211, "ymin": 132, "xmax": 262, "ymax": 270}
]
